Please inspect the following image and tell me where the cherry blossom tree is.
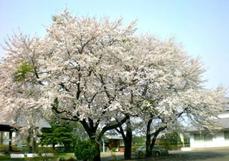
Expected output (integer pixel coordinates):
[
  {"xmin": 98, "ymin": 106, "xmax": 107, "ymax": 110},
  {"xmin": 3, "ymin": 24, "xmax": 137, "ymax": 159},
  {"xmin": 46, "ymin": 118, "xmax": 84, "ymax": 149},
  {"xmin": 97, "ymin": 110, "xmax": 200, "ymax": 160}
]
[
  {"xmin": 0, "ymin": 11, "xmax": 138, "ymax": 161},
  {"xmin": 110, "ymin": 37, "xmax": 225, "ymax": 158},
  {"xmin": 124, "ymin": 37, "xmax": 226, "ymax": 157},
  {"xmin": 0, "ymin": 10, "xmax": 226, "ymax": 161}
]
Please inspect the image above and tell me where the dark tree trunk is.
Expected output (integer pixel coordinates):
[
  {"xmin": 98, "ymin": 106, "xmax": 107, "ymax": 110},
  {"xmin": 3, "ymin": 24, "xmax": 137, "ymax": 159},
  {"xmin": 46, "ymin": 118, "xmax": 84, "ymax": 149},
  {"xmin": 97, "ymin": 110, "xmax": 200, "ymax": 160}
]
[
  {"xmin": 79, "ymin": 116, "xmax": 128, "ymax": 161},
  {"xmin": 9, "ymin": 131, "xmax": 12, "ymax": 152},
  {"xmin": 115, "ymin": 115, "xmax": 132, "ymax": 160},
  {"xmin": 27, "ymin": 128, "xmax": 32, "ymax": 152},
  {"xmin": 123, "ymin": 117, "xmax": 132, "ymax": 160},
  {"xmin": 145, "ymin": 119, "xmax": 152, "ymax": 157},
  {"xmin": 150, "ymin": 127, "xmax": 166, "ymax": 152},
  {"xmin": 93, "ymin": 143, "xmax": 101, "ymax": 161},
  {"xmin": 145, "ymin": 117, "xmax": 167, "ymax": 158},
  {"xmin": 52, "ymin": 143, "xmax": 55, "ymax": 150},
  {"xmin": 80, "ymin": 119, "xmax": 101, "ymax": 161},
  {"xmin": 89, "ymin": 137, "xmax": 101, "ymax": 161},
  {"xmin": 0, "ymin": 132, "xmax": 3, "ymax": 144},
  {"xmin": 63, "ymin": 141, "xmax": 71, "ymax": 152},
  {"xmin": 32, "ymin": 136, "xmax": 37, "ymax": 152},
  {"xmin": 149, "ymin": 130, "xmax": 159, "ymax": 152}
]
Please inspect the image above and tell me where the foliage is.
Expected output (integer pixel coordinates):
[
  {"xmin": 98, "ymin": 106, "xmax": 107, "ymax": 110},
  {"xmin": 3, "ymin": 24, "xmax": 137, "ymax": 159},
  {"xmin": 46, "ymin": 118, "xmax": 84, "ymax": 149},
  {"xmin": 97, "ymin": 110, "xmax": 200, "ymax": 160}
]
[
  {"xmin": 74, "ymin": 140, "xmax": 98, "ymax": 161},
  {"xmin": 132, "ymin": 136, "xmax": 145, "ymax": 146},
  {"xmin": 13, "ymin": 61, "xmax": 33, "ymax": 82},
  {"xmin": 40, "ymin": 126, "xmax": 72, "ymax": 149},
  {"xmin": 158, "ymin": 132, "xmax": 182, "ymax": 150},
  {"xmin": 39, "ymin": 119, "xmax": 83, "ymax": 152}
]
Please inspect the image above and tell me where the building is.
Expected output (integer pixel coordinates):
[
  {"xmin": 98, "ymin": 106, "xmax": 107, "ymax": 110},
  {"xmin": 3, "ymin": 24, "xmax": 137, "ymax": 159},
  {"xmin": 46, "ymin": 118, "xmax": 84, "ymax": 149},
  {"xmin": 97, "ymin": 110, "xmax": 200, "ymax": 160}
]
[
  {"xmin": 102, "ymin": 134, "xmax": 124, "ymax": 152},
  {"xmin": 189, "ymin": 101, "xmax": 229, "ymax": 149},
  {"xmin": 0, "ymin": 111, "xmax": 50, "ymax": 151}
]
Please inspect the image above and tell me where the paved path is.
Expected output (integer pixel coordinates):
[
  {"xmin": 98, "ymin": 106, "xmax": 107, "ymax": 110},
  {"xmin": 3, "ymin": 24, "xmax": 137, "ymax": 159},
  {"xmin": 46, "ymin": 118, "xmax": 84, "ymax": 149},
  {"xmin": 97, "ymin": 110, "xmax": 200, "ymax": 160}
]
[
  {"xmin": 161, "ymin": 148, "xmax": 229, "ymax": 161},
  {"xmin": 101, "ymin": 148, "xmax": 229, "ymax": 161}
]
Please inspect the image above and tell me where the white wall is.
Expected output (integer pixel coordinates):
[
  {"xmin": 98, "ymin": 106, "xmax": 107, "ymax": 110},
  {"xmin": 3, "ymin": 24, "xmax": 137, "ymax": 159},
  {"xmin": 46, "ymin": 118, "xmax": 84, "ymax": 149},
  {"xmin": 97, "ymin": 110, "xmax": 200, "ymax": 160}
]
[{"xmin": 190, "ymin": 132, "xmax": 229, "ymax": 148}]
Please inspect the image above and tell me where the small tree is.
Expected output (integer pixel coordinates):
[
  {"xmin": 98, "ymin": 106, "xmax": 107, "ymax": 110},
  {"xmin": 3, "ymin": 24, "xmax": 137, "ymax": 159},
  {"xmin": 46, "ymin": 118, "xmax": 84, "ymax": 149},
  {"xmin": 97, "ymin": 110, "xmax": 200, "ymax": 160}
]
[
  {"xmin": 40, "ymin": 125, "xmax": 72, "ymax": 151},
  {"xmin": 40, "ymin": 119, "xmax": 85, "ymax": 152}
]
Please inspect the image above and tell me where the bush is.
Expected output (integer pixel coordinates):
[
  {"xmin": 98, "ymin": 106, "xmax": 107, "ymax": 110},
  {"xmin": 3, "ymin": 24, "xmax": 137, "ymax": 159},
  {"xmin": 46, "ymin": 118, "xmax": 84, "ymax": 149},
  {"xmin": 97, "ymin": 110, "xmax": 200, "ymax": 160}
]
[
  {"xmin": 74, "ymin": 140, "xmax": 97, "ymax": 161},
  {"xmin": 132, "ymin": 145, "xmax": 142, "ymax": 152},
  {"xmin": 158, "ymin": 132, "xmax": 182, "ymax": 150}
]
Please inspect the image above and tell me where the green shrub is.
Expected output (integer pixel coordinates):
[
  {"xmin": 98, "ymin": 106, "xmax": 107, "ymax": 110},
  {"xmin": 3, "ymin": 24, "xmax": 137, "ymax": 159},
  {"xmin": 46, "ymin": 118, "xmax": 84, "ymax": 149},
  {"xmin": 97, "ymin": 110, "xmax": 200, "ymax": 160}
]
[
  {"xmin": 158, "ymin": 132, "xmax": 182, "ymax": 150},
  {"xmin": 74, "ymin": 140, "xmax": 97, "ymax": 161}
]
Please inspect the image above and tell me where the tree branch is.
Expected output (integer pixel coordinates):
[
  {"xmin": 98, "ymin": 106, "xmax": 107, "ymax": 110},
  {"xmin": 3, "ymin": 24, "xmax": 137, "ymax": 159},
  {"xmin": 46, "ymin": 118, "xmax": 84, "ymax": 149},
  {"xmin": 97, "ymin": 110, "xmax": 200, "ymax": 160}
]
[{"xmin": 97, "ymin": 116, "xmax": 128, "ymax": 141}]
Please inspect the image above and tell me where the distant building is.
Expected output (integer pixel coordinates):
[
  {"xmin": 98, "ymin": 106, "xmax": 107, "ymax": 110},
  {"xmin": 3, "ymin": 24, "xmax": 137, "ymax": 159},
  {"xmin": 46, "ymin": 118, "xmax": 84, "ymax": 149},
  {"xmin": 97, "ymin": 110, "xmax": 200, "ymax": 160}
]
[
  {"xmin": 0, "ymin": 111, "xmax": 50, "ymax": 151},
  {"xmin": 189, "ymin": 99, "xmax": 229, "ymax": 149},
  {"xmin": 102, "ymin": 134, "xmax": 124, "ymax": 152}
]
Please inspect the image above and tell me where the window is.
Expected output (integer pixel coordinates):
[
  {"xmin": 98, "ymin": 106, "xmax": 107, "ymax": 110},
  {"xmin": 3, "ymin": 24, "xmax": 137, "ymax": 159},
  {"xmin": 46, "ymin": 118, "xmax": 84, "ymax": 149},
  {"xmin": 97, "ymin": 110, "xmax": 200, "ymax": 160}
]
[
  {"xmin": 204, "ymin": 134, "xmax": 213, "ymax": 141},
  {"xmin": 224, "ymin": 131, "xmax": 229, "ymax": 140},
  {"xmin": 194, "ymin": 133, "xmax": 213, "ymax": 141},
  {"xmin": 194, "ymin": 133, "xmax": 203, "ymax": 140}
]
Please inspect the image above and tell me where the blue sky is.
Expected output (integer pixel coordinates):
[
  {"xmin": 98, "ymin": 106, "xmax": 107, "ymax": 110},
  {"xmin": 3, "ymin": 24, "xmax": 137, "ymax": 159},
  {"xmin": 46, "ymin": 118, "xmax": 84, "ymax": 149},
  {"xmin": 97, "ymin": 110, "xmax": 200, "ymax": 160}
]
[{"xmin": 0, "ymin": 0, "xmax": 229, "ymax": 89}]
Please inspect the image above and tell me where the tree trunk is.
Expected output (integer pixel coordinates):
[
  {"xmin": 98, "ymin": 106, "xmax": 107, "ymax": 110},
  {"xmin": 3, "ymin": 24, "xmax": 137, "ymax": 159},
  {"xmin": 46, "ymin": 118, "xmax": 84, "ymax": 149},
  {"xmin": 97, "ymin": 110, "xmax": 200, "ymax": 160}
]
[
  {"xmin": 63, "ymin": 141, "xmax": 71, "ymax": 152},
  {"xmin": 27, "ymin": 128, "xmax": 32, "ymax": 152},
  {"xmin": 92, "ymin": 139, "xmax": 101, "ymax": 161},
  {"xmin": 150, "ymin": 127, "xmax": 166, "ymax": 152},
  {"xmin": 149, "ymin": 131, "xmax": 159, "ymax": 152},
  {"xmin": 32, "ymin": 136, "xmax": 37, "ymax": 152},
  {"xmin": 52, "ymin": 143, "xmax": 55, "ymax": 150},
  {"xmin": 9, "ymin": 131, "xmax": 12, "ymax": 152},
  {"xmin": 0, "ymin": 132, "xmax": 3, "ymax": 144},
  {"xmin": 80, "ymin": 119, "xmax": 101, "ymax": 161},
  {"xmin": 124, "ymin": 117, "xmax": 132, "ymax": 160},
  {"xmin": 80, "ymin": 116, "xmax": 129, "ymax": 161},
  {"xmin": 145, "ymin": 119, "xmax": 152, "ymax": 157}
]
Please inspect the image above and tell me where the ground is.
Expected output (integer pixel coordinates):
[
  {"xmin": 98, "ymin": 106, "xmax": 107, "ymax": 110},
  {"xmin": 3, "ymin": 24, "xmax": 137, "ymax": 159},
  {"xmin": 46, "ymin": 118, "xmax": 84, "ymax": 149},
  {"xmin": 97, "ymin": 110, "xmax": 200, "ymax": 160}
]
[
  {"xmin": 162, "ymin": 148, "xmax": 229, "ymax": 161},
  {"xmin": 101, "ymin": 148, "xmax": 229, "ymax": 161},
  {"xmin": 1, "ymin": 148, "xmax": 229, "ymax": 161}
]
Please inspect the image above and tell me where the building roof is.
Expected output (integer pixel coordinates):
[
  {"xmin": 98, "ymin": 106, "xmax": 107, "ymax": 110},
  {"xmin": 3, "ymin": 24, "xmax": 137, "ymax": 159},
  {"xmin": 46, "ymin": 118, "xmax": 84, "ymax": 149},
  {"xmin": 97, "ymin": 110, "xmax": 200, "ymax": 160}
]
[
  {"xmin": 0, "ymin": 111, "xmax": 15, "ymax": 125},
  {"xmin": 218, "ymin": 117, "xmax": 229, "ymax": 129},
  {"xmin": 0, "ymin": 124, "xmax": 17, "ymax": 132},
  {"xmin": 188, "ymin": 99, "xmax": 229, "ymax": 132},
  {"xmin": 187, "ymin": 117, "xmax": 229, "ymax": 132},
  {"xmin": 0, "ymin": 111, "xmax": 51, "ymax": 129}
]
